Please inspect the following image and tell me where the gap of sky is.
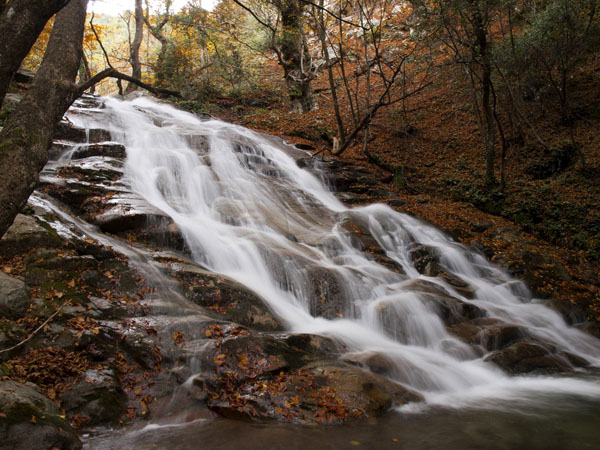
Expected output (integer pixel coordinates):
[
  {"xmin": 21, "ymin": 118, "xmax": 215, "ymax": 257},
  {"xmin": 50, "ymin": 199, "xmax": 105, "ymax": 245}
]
[{"xmin": 89, "ymin": 0, "xmax": 217, "ymax": 15}]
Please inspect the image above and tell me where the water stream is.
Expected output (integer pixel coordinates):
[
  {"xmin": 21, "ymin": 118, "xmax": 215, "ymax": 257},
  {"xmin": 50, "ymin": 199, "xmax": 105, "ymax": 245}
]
[{"xmin": 58, "ymin": 96, "xmax": 600, "ymax": 447}]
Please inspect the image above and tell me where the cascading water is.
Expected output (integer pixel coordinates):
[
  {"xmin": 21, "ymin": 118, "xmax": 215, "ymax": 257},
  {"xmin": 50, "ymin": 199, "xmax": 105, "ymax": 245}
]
[{"xmin": 66, "ymin": 96, "xmax": 600, "ymax": 415}]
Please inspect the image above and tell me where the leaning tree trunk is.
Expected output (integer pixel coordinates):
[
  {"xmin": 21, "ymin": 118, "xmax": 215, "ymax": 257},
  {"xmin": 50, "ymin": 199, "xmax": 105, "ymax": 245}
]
[
  {"xmin": 125, "ymin": 0, "xmax": 144, "ymax": 94},
  {"xmin": 0, "ymin": 0, "xmax": 71, "ymax": 107},
  {"xmin": 0, "ymin": 0, "xmax": 89, "ymax": 238}
]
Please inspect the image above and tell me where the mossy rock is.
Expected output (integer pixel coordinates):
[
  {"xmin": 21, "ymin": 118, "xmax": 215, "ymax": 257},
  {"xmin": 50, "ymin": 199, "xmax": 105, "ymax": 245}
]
[{"xmin": 0, "ymin": 381, "xmax": 81, "ymax": 449}]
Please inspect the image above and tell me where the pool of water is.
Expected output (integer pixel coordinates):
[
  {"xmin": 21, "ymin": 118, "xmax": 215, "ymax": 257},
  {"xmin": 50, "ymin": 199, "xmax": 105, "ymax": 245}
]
[{"xmin": 84, "ymin": 398, "xmax": 600, "ymax": 450}]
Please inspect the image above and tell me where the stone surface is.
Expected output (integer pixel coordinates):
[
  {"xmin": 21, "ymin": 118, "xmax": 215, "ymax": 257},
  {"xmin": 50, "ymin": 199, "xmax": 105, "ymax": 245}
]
[
  {"xmin": 0, "ymin": 381, "xmax": 81, "ymax": 450},
  {"xmin": 0, "ymin": 272, "xmax": 29, "ymax": 320},
  {"xmin": 0, "ymin": 214, "xmax": 61, "ymax": 256},
  {"xmin": 484, "ymin": 342, "xmax": 574, "ymax": 374},
  {"xmin": 61, "ymin": 368, "xmax": 127, "ymax": 425},
  {"xmin": 175, "ymin": 265, "xmax": 284, "ymax": 332}
]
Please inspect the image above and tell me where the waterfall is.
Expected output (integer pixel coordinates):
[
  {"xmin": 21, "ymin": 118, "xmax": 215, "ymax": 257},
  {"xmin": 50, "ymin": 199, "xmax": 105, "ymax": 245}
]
[{"xmin": 66, "ymin": 96, "xmax": 600, "ymax": 411}]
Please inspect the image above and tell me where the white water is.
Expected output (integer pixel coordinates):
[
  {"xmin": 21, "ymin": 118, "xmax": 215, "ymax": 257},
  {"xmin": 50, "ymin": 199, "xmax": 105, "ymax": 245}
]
[{"xmin": 67, "ymin": 96, "xmax": 600, "ymax": 409}]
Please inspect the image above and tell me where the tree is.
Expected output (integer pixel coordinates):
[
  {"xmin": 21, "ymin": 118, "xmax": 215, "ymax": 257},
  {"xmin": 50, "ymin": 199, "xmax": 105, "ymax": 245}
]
[
  {"xmin": 234, "ymin": 0, "xmax": 318, "ymax": 112},
  {"xmin": 143, "ymin": 0, "xmax": 173, "ymax": 87},
  {"xmin": 125, "ymin": 0, "xmax": 145, "ymax": 94},
  {"xmin": 512, "ymin": 0, "xmax": 599, "ymax": 167},
  {"xmin": 0, "ymin": 0, "xmax": 180, "ymax": 238},
  {"xmin": 0, "ymin": 0, "xmax": 72, "ymax": 107},
  {"xmin": 411, "ymin": 0, "xmax": 506, "ymax": 187},
  {"xmin": 0, "ymin": 0, "xmax": 89, "ymax": 238},
  {"xmin": 310, "ymin": 0, "xmax": 429, "ymax": 160}
]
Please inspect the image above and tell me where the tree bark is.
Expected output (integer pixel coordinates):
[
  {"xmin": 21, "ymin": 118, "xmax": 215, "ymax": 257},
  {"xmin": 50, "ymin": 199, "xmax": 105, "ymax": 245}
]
[
  {"xmin": 125, "ymin": 0, "xmax": 144, "ymax": 94},
  {"xmin": 0, "ymin": 0, "xmax": 89, "ymax": 238},
  {"xmin": 0, "ymin": 0, "xmax": 71, "ymax": 107}
]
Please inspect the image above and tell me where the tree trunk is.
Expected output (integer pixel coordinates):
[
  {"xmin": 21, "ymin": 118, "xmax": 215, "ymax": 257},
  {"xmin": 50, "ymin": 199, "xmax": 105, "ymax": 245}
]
[
  {"xmin": 316, "ymin": 1, "xmax": 345, "ymax": 143},
  {"xmin": 0, "ymin": 0, "xmax": 89, "ymax": 238},
  {"xmin": 472, "ymin": 6, "xmax": 497, "ymax": 187},
  {"xmin": 275, "ymin": 0, "xmax": 315, "ymax": 112},
  {"xmin": 0, "ymin": 0, "xmax": 71, "ymax": 107},
  {"xmin": 482, "ymin": 58, "xmax": 497, "ymax": 187},
  {"xmin": 125, "ymin": 0, "xmax": 144, "ymax": 94}
]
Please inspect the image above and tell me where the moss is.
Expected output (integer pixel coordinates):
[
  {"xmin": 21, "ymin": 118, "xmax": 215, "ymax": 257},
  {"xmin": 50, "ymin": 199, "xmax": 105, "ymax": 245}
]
[
  {"xmin": 0, "ymin": 140, "xmax": 14, "ymax": 153},
  {"xmin": 0, "ymin": 363, "xmax": 11, "ymax": 377}
]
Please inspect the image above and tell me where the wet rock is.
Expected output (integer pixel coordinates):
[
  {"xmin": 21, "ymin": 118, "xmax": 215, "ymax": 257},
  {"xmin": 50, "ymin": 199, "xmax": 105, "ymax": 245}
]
[
  {"xmin": 342, "ymin": 352, "xmax": 397, "ymax": 376},
  {"xmin": 284, "ymin": 334, "xmax": 345, "ymax": 359},
  {"xmin": 0, "ymin": 380, "xmax": 81, "ymax": 450},
  {"xmin": 446, "ymin": 322, "xmax": 482, "ymax": 346},
  {"xmin": 304, "ymin": 362, "xmax": 422, "ymax": 411},
  {"xmin": 405, "ymin": 279, "xmax": 484, "ymax": 326},
  {"xmin": 336, "ymin": 211, "xmax": 405, "ymax": 274},
  {"xmin": 407, "ymin": 245, "xmax": 475, "ymax": 298},
  {"xmin": 549, "ymin": 300, "xmax": 585, "ymax": 328},
  {"xmin": 41, "ymin": 182, "xmax": 111, "ymax": 213},
  {"xmin": 54, "ymin": 123, "xmax": 111, "ymax": 143},
  {"xmin": 0, "ymin": 214, "xmax": 61, "ymax": 257},
  {"xmin": 207, "ymin": 361, "xmax": 422, "ymax": 424},
  {"xmin": 306, "ymin": 266, "xmax": 349, "ymax": 319},
  {"xmin": 61, "ymin": 368, "xmax": 127, "ymax": 425},
  {"xmin": 408, "ymin": 244, "xmax": 440, "ymax": 276},
  {"xmin": 85, "ymin": 296, "xmax": 129, "ymax": 320},
  {"xmin": 176, "ymin": 266, "xmax": 283, "ymax": 332},
  {"xmin": 126, "ymin": 216, "xmax": 186, "ymax": 252},
  {"xmin": 475, "ymin": 321, "xmax": 526, "ymax": 351},
  {"xmin": 484, "ymin": 342, "xmax": 573, "ymax": 374},
  {"xmin": 0, "ymin": 272, "xmax": 30, "ymax": 320},
  {"xmin": 71, "ymin": 143, "xmax": 126, "ymax": 160},
  {"xmin": 205, "ymin": 333, "xmax": 342, "ymax": 375},
  {"xmin": 183, "ymin": 134, "xmax": 210, "ymax": 152},
  {"xmin": 94, "ymin": 208, "xmax": 169, "ymax": 234},
  {"xmin": 49, "ymin": 142, "xmax": 126, "ymax": 161}
]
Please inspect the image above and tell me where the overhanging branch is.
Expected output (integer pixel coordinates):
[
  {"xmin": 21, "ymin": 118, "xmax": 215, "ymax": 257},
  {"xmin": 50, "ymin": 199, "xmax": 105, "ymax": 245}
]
[{"xmin": 76, "ymin": 68, "xmax": 181, "ymax": 98}]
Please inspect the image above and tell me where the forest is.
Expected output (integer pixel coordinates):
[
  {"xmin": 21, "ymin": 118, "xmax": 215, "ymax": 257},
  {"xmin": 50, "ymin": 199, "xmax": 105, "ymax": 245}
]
[{"xmin": 1, "ymin": 0, "xmax": 600, "ymax": 449}]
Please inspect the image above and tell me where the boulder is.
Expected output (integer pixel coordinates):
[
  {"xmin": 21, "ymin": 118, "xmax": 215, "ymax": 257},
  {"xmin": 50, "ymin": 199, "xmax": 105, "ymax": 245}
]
[
  {"xmin": 54, "ymin": 122, "xmax": 111, "ymax": 143},
  {"xmin": 408, "ymin": 244, "xmax": 441, "ymax": 276},
  {"xmin": 306, "ymin": 266, "xmax": 349, "ymax": 319},
  {"xmin": 0, "ymin": 323, "xmax": 26, "ymax": 362},
  {"xmin": 0, "ymin": 381, "xmax": 81, "ymax": 450},
  {"xmin": 475, "ymin": 321, "xmax": 526, "ymax": 351},
  {"xmin": 61, "ymin": 368, "xmax": 127, "ymax": 425},
  {"xmin": 484, "ymin": 341, "xmax": 573, "ymax": 374},
  {"xmin": 176, "ymin": 266, "xmax": 283, "ymax": 331},
  {"xmin": 0, "ymin": 214, "xmax": 61, "ymax": 256},
  {"xmin": 0, "ymin": 272, "xmax": 30, "ymax": 320},
  {"xmin": 207, "ymin": 361, "xmax": 422, "ymax": 424}
]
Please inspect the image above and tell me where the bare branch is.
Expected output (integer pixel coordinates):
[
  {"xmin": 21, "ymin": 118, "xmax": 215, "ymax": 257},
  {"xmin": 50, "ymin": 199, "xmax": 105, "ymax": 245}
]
[{"xmin": 77, "ymin": 68, "xmax": 181, "ymax": 98}]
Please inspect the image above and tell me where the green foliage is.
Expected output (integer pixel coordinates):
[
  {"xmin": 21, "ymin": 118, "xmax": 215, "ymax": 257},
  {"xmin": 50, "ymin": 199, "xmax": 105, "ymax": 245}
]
[
  {"xmin": 0, "ymin": 100, "xmax": 15, "ymax": 127},
  {"xmin": 498, "ymin": 0, "xmax": 600, "ymax": 114},
  {"xmin": 524, "ymin": 142, "xmax": 577, "ymax": 179}
]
